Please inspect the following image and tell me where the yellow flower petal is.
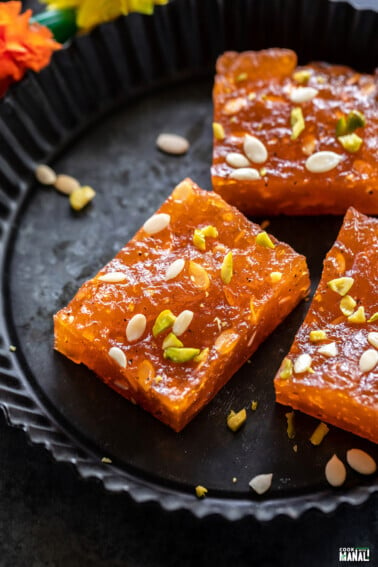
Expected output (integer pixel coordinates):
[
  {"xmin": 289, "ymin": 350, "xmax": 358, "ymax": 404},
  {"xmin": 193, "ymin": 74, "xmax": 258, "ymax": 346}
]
[{"xmin": 77, "ymin": 0, "xmax": 127, "ymax": 30}]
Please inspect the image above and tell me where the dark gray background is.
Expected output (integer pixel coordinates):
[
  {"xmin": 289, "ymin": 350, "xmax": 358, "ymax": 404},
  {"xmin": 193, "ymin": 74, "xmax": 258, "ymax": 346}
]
[{"xmin": 0, "ymin": 1, "xmax": 376, "ymax": 565}]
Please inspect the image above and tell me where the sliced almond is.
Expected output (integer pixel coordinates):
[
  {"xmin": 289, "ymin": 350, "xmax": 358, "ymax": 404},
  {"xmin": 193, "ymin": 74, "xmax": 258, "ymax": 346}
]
[
  {"xmin": 289, "ymin": 87, "xmax": 318, "ymax": 103},
  {"xmin": 346, "ymin": 449, "xmax": 377, "ymax": 475},
  {"xmin": 54, "ymin": 174, "xmax": 80, "ymax": 195},
  {"xmin": 243, "ymin": 134, "xmax": 268, "ymax": 164},
  {"xmin": 318, "ymin": 342, "xmax": 338, "ymax": 357},
  {"xmin": 325, "ymin": 454, "xmax": 346, "ymax": 487},
  {"xmin": 35, "ymin": 164, "xmax": 57, "ymax": 185},
  {"xmin": 165, "ymin": 259, "xmax": 185, "ymax": 281},
  {"xmin": 294, "ymin": 353, "xmax": 312, "ymax": 374},
  {"xmin": 367, "ymin": 332, "xmax": 378, "ymax": 349},
  {"xmin": 249, "ymin": 473, "xmax": 273, "ymax": 495},
  {"xmin": 226, "ymin": 152, "xmax": 250, "ymax": 168},
  {"xmin": 143, "ymin": 213, "xmax": 170, "ymax": 235},
  {"xmin": 156, "ymin": 133, "xmax": 189, "ymax": 155},
  {"xmin": 305, "ymin": 151, "xmax": 343, "ymax": 173},
  {"xmin": 172, "ymin": 310, "xmax": 193, "ymax": 336},
  {"xmin": 126, "ymin": 314, "xmax": 147, "ymax": 342},
  {"xmin": 359, "ymin": 349, "xmax": 378, "ymax": 373},
  {"xmin": 229, "ymin": 167, "xmax": 260, "ymax": 180},
  {"xmin": 98, "ymin": 272, "xmax": 127, "ymax": 283},
  {"xmin": 108, "ymin": 347, "xmax": 127, "ymax": 368}
]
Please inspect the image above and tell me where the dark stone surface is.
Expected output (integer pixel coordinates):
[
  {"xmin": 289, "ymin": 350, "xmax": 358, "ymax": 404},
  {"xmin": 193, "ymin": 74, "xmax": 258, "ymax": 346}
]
[
  {"xmin": 0, "ymin": 407, "xmax": 377, "ymax": 567},
  {"xmin": 0, "ymin": 2, "xmax": 375, "ymax": 566}
]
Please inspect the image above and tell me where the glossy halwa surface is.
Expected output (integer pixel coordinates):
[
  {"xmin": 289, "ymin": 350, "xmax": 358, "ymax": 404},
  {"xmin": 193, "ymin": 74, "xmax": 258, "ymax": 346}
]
[
  {"xmin": 275, "ymin": 208, "xmax": 378, "ymax": 443},
  {"xmin": 54, "ymin": 179, "xmax": 309, "ymax": 431},
  {"xmin": 212, "ymin": 49, "xmax": 378, "ymax": 215}
]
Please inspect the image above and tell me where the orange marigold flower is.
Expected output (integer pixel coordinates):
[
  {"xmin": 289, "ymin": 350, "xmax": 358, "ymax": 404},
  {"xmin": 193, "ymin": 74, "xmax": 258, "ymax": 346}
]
[{"xmin": 0, "ymin": 1, "xmax": 61, "ymax": 97}]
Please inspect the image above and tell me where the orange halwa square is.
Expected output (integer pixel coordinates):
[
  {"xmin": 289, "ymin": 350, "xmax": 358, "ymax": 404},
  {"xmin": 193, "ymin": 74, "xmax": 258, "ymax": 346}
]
[
  {"xmin": 54, "ymin": 178, "xmax": 309, "ymax": 431},
  {"xmin": 212, "ymin": 48, "xmax": 378, "ymax": 215},
  {"xmin": 275, "ymin": 207, "xmax": 378, "ymax": 443}
]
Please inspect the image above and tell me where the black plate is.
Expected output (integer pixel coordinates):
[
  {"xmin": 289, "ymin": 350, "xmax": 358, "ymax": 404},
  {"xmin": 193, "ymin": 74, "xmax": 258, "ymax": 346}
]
[{"xmin": 0, "ymin": 0, "xmax": 377, "ymax": 521}]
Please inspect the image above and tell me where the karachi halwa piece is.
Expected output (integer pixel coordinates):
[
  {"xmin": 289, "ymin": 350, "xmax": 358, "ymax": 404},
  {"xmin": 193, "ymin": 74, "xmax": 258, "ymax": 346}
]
[
  {"xmin": 54, "ymin": 178, "xmax": 310, "ymax": 432},
  {"xmin": 275, "ymin": 207, "xmax": 378, "ymax": 444},
  {"xmin": 212, "ymin": 48, "xmax": 378, "ymax": 215}
]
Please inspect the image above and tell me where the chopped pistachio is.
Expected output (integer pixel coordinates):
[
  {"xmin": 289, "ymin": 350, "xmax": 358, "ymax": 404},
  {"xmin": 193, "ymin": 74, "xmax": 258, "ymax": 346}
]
[
  {"xmin": 193, "ymin": 225, "xmax": 219, "ymax": 251},
  {"xmin": 162, "ymin": 332, "xmax": 183, "ymax": 349},
  {"xmin": 195, "ymin": 485, "xmax": 208, "ymax": 498},
  {"xmin": 260, "ymin": 167, "xmax": 267, "ymax": 177},
  {"xmin": 164, "ymin": 347, "xmax": 200, "ymax": 363},
  {"xmin": 251, "ymin": 400, "xmax": 258, "ymax": 411},
  {"xmin": 152, "ymin": 309, "xmax": 176, "ymax": 337},
  {"xmin": 101, "ymin": 457, "xmax": 112, "ymax": 464},
  {"xmin": 347, "ymin": 110, "xmax": 366, "ymax": 131},
  {"xmin": 309, "ymin": 330, "xmax": 328, "ymax": 343},
  {"xmin": 227, "ymin": 408, "xmax": 247, "ymax": 432},
  {"xmin": 279, "ymin": 357, "xmax": 293, "ymax": 379},
  {"xmin": 193, "ymin": 347, "xmax": 209, "ymax": 364},
  {"xmin": 340, "ymin": 295, "xmax": 357, "ymax": 316},
  {"xmin": 270, "ymin": 271, "xmax": 282, "ymax": 283},
  {"xmin": 221, "ymin": 251, "xmax": 233, "ymax": 284},
  {"xmin": 368, "ymin": 312, "xmax": 378, "ymax": 323},
  {"xmin": 309, "ymin": 422, "xmax": 330, "ymax": 446},
  {"xmin": 336, "ymin": 110, "xmax": 366, "ymax": 136},
  {"xmin": 348, "ymin": 306, "xmax": 366, "ymax": 324},
  {"xmin": 290, "ymin": 107, "xmax": 305, "ymax": 140},
  {"xmin": 327, "ymin": 276, "xmax": 354, "ymax": 296},
  {"xmin": 236, "ymin": 72, "xmax": 248, "ymax": 82},
  {"xmin": 212, "ymin": 122, "xmax": 225, "ymax": 141},
  {"xmin": 248, "ymin": 92, "xmax": 256, "ymax": 101},
  {"xmin": 335, "ymin": 116, "xmax": 348, "ymax": 137},
  {"xmin": 193, "ymin": 229, "xmax": 206, "ymax": 251},
  {"xmin": 255, "ymin": 231, "xmax": 275, "ymax": 249},
  {"xmin": 338, "ymin": 133, "xmax": 363, "ymax": 153},
  {"xmin": 285, "ymin": 411, "xmax": 296, "ymax": 439},
  {"xmin": 69, "ymin": 185, "xmax": 96, "ymax": 211},
  {"xmin": 9, "ymin": 345, "xmax": 17, "ymax": 352},
  {"xmin": 293, "ymin": 69, "xmax": 311, "ymax": 84}
]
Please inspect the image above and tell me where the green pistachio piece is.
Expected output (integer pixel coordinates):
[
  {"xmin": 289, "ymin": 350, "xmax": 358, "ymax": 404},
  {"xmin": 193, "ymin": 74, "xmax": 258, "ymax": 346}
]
[
  {"xmin": 327, "ymin": 276, "xmax": 354, "ymax": 296},
  {"xmin": 309, "ymin": 422, "xmax": 329, "ymax": 446},
  {"xmin": 348, "ymin": 306, "xmax": 366, "ymax": 324},
  {"xmin": 290, "ymin": 107, "xmax": 305, "ymax": 140},
  {"xmin": 164, "ymin": 347, "xmax": 200, "ymax": 363},
  {"xmin": 346, "ymin": 110, "xmax": 366, "ymax": 131},
  {"xmin": 285, "ymin": 411, "xmax": 296, "ymax": 439},
  {"xmin": 335, "ymin": 116, "xmax": 348, "ymax": 137},
  {"xmin": 279, "ymin": 357, "xmax": 293, "ymax": 379},
  {"xmin": 338, "ymin": 133, "xmax": 363, "ymax": 153},
  {"xmin": 340, "ymin": 295, "xmax": 357, "ymax": 316},
  {"xmin": 309, "ymin": 330, "xmax": 327, "ymax": 342},
  {"xmin": 336, "ymin": 110, "xmax": 366, "ymax": 137},
  {"xmin": 152, "ymin": 309, "xmax": 176, "ymax": 337},
  {"xmin": 193, "ymin": 347, "xmax": 209, "ymax": 363},
  {"xmin": 292, "ymin": 69, "xmax": 311, "ymax": 84},
  {"xmin": 227, "ymin": 408, "xmax": 247, "ymax": 432},
  {"xmin": 221, "ymin": 251, "xmax": 233, "ymax": 284},
  {"xmin": 255, "ymin": 231, "xmax": 275, "ymax": 250},
  {"xmin": 162, "ymin": 332, "xmax": 183, "ymax": 349},
  {"xmin": 193, "ymin": 225, "xmax": 218, "ymax": 251},
  {"xmin": 193, "ymin": 229, "xmax": 206, "ymax": 251}
]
